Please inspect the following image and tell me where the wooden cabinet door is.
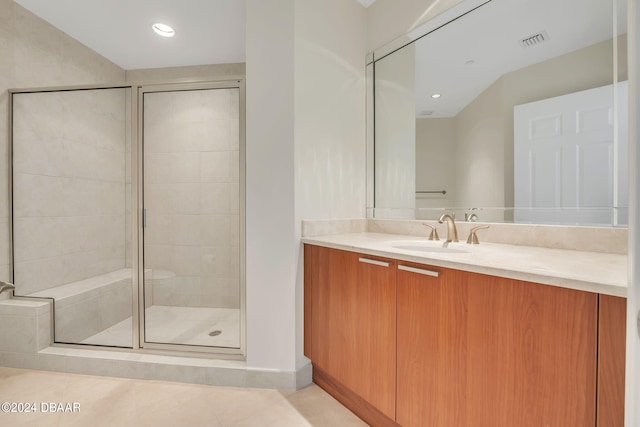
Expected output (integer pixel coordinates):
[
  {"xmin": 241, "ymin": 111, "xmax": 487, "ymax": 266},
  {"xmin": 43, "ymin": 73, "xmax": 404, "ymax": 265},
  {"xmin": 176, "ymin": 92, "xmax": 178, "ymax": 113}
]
[
  {"xmin": 398, "ymin": 267, "xmax": 598, "ymax": 427},
  {"xmin": 467, "ymin": 273, "xmax": 598, "ymax": 427},
  {"xmin": 308, "ymin": 246, "xmax": 397, "ymax": 420},
  {"xmin": 597, "ymin": 294, "xmax": 627, "ymax": 427},
  {"xmin": 397, "ymin": 263, "xmax": 468, "ymax": 426}
]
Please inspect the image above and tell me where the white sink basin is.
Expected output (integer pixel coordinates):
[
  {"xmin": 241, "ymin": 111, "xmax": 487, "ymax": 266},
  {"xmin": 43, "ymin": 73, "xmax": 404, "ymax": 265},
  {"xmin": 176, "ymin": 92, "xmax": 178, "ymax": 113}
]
[
  {"xmin": 386, "ymin": 240, "xmax": 470, "ymax": 254},
  {"xmin": 392, "ymin": 245, "xmax": 468, "ymax": 254}
]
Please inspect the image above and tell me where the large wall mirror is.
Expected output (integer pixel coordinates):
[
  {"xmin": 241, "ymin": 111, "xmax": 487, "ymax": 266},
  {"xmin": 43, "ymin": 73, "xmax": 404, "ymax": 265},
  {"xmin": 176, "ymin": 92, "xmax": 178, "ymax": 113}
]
[{"xmin": 369, "ymin": 0, "xmax": 628, "ymax": 226}]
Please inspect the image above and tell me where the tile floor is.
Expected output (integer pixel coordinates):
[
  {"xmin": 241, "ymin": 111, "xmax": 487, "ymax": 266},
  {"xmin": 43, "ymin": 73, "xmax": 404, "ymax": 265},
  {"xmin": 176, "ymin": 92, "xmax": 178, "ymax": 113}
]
[
  {"xmin": 81, "ymin": 306, "xmax": 240, "ymax": 348},
  {"xmin": 0, "ymin": 367, "xmax": 368, "ymax": 426}
]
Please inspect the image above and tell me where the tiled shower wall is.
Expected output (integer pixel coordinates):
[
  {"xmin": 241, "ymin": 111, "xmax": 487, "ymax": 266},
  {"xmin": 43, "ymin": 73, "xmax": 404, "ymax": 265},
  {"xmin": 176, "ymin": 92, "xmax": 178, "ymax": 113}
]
[
  {"xmin": 143, "ymin": 88, "xmax": 241, "ymax": 309},
  {"xmin": 0, "ymin": 1, "xmax": 125, "ymax": 292},
  {"xmin": 12, "ymin": 89, "xmax": 129, "ymax": 295}
]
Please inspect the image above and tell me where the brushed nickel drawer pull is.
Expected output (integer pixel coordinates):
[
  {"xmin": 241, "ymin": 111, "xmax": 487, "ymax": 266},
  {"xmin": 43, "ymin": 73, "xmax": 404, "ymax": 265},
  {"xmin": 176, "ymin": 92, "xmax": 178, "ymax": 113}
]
[
  {"xmin": 398, "ymin": 265, "xmax": 440, "ymax": 277},
  {"xmin": 358, "ymin": 258, "xmax": 390, "ymax": 267}
]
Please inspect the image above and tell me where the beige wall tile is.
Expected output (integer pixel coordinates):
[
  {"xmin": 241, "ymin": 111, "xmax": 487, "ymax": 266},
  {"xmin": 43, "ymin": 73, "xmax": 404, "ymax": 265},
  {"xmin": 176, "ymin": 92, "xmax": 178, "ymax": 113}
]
[
  {"xmin": 201, "ymin": 183, "xmax": 231, "ymax": 214},
  {"xmin": 55, "ymin": 297, "xmax": 101, "ymax": 342},
  {"xmin": 171, "ymin": 216, "xmax": 203, "ymax": 246},
  {"xmin": 145, "ymin": 153, "xmax": 171, "ymax": 184},
  {"xmin": 201, "ymin": 216, "xmax": 231, "ymax": 246},
  {"xmin": 200, "ymin": 151, "xmax": 231, "ymax": 182},
  {"xmin": 13, "ymin": 217, "xmax": 65, "ymax": 262},
  {"xmin": 153, "ymin": 276, "xmax": 202, "ymax": 307},
  {"xmin": 171, "ymin": 246, "xmax": 202, "ymax": 277},
  {"xmin": 201, "ymin": 247, "xmax": 230, "ymax": 278},
  {"xmin": 0, "ymin": 218, "xmax": 10, "ymax": 268},
  {"xmin": 0, "ymin": 314, "xmax": 38, "ymax": 352},
  {"xmin": 171, "ymin": 183, "xmax": 201, "ymax": 214},
  {"xmin": 37, "ymin": 311, "xmax": 52, "ymax": 350},
  {"xmin": 98, "ymin": 280, "xmax": 133, "ymax": 330}
]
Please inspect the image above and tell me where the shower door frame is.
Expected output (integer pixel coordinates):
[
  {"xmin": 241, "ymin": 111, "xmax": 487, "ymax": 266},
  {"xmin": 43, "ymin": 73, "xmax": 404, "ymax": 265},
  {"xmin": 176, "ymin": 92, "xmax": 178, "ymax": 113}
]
[
  {"xmin": 8, "ymin": 78, "xmax": 247, "ymax": 359},
  {"xmin": 136, "ymin": 80, "xmax": 247, "ymax": 356}
]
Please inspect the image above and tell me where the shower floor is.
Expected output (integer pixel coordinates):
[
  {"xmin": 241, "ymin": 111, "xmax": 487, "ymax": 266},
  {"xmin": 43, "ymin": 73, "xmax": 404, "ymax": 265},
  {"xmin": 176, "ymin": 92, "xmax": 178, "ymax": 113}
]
[{"xmin": 80, "ymin": 306, "xmax": 240, "ymax": 349}]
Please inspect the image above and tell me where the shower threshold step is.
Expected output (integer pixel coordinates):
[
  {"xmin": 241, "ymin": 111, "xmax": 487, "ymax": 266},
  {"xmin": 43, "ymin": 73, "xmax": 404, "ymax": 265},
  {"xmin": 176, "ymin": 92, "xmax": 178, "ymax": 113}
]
[{"xmin": 19, "ymin": 346, "xmax": 306, "ymax": 390}]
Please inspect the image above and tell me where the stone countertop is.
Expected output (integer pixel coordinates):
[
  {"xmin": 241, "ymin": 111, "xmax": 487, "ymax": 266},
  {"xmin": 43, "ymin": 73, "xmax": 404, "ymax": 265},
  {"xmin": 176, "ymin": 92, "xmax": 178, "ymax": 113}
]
[{"xmin": 302, "ymin": 232, "xmax": 627, "ymax": 297}]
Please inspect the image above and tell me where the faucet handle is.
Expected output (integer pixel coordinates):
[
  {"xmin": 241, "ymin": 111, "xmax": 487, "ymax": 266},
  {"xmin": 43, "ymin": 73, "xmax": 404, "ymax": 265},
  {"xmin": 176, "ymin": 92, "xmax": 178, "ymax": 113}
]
[
  {"xmin": 422, "ymin": 223, "xmax": 440, "ymax": 241},
  {"xmin": 467, "ymin": 225, "xmax": 489, "ymax": 244}
]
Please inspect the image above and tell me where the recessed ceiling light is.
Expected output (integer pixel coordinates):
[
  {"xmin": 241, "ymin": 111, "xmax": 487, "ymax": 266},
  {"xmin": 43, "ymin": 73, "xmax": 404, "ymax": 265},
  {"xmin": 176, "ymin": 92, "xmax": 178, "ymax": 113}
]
[
  {"xmin": 431, "ymin": 93, "xmax": 441, "ymax": 99},
  {"xmin": 152, "ymin": 23, "xmax": 175, "ymax": 38}
]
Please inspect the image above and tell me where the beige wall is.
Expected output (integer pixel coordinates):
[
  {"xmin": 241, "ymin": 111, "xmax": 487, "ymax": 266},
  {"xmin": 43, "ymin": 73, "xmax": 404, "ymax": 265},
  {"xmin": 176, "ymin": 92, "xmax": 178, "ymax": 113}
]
[
  {"xmin": 454, "ymin": 75, "xmax": 506, "ymax": 211},
  {"xmin": 0, "ymin": 1, "xmax": 125, "ymax": 289},
  {"xmin": 294, "ymin": 0, "xmax": 366, "ymax": 222},
  {"xmin": 415, "ymin": 118, "xmax": 456, "ymax": 209},
  {"xmin": 293, "ymin": 0, "xmax": 367, "ymax": 369},
  {"xmin": 246, "ymin": 0, "xmax": 368, "ymax": 372}
]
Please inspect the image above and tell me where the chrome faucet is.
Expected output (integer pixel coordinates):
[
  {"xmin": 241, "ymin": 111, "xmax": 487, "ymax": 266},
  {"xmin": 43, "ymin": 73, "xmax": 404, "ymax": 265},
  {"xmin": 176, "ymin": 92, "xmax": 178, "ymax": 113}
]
[
  {"xmin": 438, "ymin": 213, "xmax": 459, "ymax": 243},
  {"xmin": 465, "ymin": 207, "xmax": 479, "ymax": 222}
]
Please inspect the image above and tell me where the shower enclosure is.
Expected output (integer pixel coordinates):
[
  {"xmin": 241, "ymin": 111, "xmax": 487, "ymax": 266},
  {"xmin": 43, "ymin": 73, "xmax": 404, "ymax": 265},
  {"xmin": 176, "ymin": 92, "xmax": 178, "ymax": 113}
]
[{"xmin": 9, "ymin": 80, "xmax": 245, "ymax": 356}]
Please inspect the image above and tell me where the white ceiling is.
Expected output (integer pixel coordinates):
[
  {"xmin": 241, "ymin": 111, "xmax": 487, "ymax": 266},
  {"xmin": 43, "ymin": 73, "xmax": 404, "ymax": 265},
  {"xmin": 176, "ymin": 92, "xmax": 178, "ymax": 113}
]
[
  {"xmin": 15, "ymin": 0, "xmax": 247, "ymax": 70},
  {"xmin": 413, "ymin": 0, "xmax": 627, "ymax": 118},
  {"xmin": 16, "ymin": 0, "xmax": 623, "ymax": 106},
  {"xmin": 15, "ymin": 0, "xmax": 374, "ymax": 70}
]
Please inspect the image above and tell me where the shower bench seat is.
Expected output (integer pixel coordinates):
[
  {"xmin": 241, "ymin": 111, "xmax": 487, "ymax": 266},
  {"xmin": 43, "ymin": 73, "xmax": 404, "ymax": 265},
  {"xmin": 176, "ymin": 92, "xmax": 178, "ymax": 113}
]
[{"xmin": 27, "ymin": 269, "xmax": 133, "ymax": 344}]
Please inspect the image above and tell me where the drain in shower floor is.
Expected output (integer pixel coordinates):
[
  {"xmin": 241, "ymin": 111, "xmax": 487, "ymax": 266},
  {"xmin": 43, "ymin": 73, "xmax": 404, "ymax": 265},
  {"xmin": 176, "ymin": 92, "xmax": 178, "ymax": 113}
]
[{"xmin": 209, "ymin": 330, "xmax": 222, "ymax": 337}]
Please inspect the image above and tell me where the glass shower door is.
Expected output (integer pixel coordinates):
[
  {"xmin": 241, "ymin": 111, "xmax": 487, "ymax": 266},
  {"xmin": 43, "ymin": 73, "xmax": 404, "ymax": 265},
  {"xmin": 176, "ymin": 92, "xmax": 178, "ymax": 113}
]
[
  {"xmin": 12, "ymin": 87, "xmax": 134, "ymax": 348},
  {"xmin": 141, "ymin": 82, "xmax": 243, "ymax": 351}
]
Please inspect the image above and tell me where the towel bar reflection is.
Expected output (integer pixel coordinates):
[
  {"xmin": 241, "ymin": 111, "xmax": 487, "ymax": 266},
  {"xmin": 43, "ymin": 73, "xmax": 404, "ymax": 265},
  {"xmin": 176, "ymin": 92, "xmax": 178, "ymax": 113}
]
[{"xmin": 416, "ymin": 190, "xmax": 446, "ymax": 195}]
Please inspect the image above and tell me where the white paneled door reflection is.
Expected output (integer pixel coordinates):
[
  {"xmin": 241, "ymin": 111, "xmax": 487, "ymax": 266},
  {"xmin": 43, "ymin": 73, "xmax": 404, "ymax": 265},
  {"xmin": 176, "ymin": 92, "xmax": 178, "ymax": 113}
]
[
  {"xmin": 142, "ymin": 86, "xmax": 241, "ymax": 349},
  {"xmin": 514, "ymin": 81, "xmax": 629, "ymax": 226}
]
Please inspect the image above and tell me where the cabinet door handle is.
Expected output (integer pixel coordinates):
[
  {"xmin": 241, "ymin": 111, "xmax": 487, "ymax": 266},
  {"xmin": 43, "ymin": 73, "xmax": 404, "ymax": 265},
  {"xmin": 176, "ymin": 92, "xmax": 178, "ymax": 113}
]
[
  {"xmin": 398, "ymin": 265, "xmax": 440, "ymax": 277},
  {"xmin": 358, "ymin": 257, "xmax": 390, "ymax": 267}
]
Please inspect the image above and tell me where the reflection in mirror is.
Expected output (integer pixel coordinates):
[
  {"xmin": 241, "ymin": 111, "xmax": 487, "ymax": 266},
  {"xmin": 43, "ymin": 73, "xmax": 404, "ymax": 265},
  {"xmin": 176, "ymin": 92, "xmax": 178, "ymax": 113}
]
[{"xmin": 372, "ymin": 0, "xmax": 628, "ymax": 226}]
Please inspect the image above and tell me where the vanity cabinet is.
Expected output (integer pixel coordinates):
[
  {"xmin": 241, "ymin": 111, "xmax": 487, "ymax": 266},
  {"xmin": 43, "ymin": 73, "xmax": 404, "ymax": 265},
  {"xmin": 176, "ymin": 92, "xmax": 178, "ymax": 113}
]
[
  {"xmin": 304, "ymin": 245, "xmax": 397, "ymax": 424},
  {"xmin": 597, "ymin": 295, "xmax": 627, "ymax": 427},
  {"xmin": 304, "ymin": 244, "xmax": 626, "ymax": 427}
]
